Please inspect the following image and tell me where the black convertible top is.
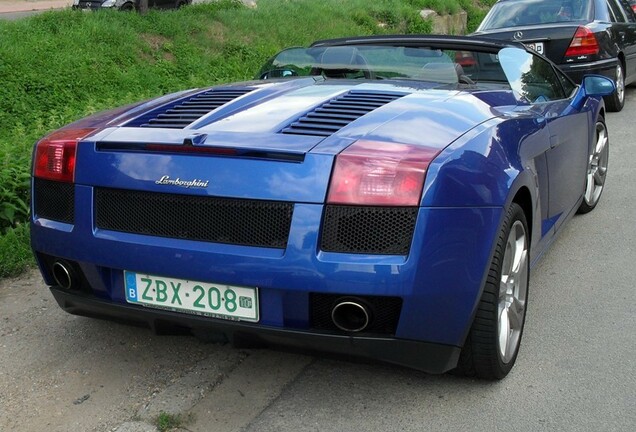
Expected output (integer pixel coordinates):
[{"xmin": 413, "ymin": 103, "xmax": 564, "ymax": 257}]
[{"xmin": 310, "ymin": 34, "xmax": 524, "ymax": 53}]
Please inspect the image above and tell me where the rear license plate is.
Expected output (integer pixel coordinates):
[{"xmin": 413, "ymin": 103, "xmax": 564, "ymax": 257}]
[
  {"xmin": 525, "ymin": 42, "xmax": 544, "ymax": 55},
  {"xmin": 124, "ymin": 271, "xmax": 259, "ymax": 322}
]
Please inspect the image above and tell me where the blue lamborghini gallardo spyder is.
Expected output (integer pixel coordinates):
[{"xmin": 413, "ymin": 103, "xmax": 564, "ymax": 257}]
[{"xmin": 30, "ymin": 36, "xmax": 614, "ymax": 379}]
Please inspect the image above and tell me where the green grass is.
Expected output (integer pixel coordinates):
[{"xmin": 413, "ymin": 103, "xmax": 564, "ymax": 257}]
[
  {"xmin": 0, "ymin": 224, "xmax": 34, "ymax": 278},
  {"xmin": 155, "ymin": 411, "xmax": 194, "ymax": 431},
  {"xmin": 460, "ymin": 0, "xmax": 498, "ymax": 32},
  {"xmin": 155, "ymin": 411, "xmax": 184, "ymax": 431},
  {"xmin": 0, "ymin": 0, "xmax": 488, "ymax": 278}
]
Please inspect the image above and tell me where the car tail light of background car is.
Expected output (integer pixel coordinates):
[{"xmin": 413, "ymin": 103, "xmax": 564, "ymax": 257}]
[
  {"xmin": 455, "ymin": 51, "xmax": 477, "ymax": 67},
  {"xmin": 33, "ymin": 128, "xmax": 97, "ymax": 182},
  {"xmin": 327, "ymin": 140, "xmax": 440, "ymax": 206},
  {"xmin": 565, "ymin": 26, "xmax": 600, "ymax": 58}
]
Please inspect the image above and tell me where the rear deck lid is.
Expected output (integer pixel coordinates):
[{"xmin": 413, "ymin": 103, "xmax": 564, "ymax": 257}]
[{"xmin": 476, "ymin": 24, "xmax": 583, "ymax": 64}]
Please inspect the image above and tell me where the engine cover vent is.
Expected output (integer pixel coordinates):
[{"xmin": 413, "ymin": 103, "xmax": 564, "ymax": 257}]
[
  {"xmin": 280, "ymin": 90, "xmax": 406, "ymax": 137},
  {"xmin": 126, "ymin": 87, "xmax": 255, "ymax": 129}
]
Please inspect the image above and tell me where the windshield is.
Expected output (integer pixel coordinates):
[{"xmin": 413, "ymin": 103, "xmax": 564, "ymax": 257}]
[
  {"xmin": 478, "ymin": 0, "xmax": 593, "ymax": 30},
  {"xmin": 257, "ymin": 45, "xmax": 513, "ymax": 89}
]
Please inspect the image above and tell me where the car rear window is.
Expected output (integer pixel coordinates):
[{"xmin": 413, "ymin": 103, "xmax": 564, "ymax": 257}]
[
  {"xmin": 479, "ymin": 0, "xmax": 593, "ymax": 30},
  {"xmin": 258, "ymin": 45, "xmax": 512, "ymax": 88}
]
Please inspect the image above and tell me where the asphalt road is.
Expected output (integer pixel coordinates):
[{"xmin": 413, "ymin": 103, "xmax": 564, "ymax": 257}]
[
  {"xmin": 0, "ymin": 10, "xmax": 46, "ymax": 20},
  {"xmin": 0, "ymin": 0, "xmax": 255, "ymax": 21},
  {"xmin": 1, "ymin": 90, "xmax": 635, "ymax": 432}
]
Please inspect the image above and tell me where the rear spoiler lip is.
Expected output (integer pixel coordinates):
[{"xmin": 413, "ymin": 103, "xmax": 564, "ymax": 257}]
[{"xmin": 95, "ymin": 140, "xmax": 306, "ymax": 163}]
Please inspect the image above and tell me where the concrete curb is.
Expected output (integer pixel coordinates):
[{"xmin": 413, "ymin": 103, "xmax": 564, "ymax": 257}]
[
  {"xmin": 0, "ymin": 0, "xmax": 256, "ymax": 14},
  {"xmin": 0, "ymin": 0, "xmax": 72, "ymax": 14}
]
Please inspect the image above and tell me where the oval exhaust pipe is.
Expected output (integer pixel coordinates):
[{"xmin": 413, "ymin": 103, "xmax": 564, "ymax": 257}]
[
  {"xmin": 52, "ymin": 261, "xmax": 74, "ymax": 290},
  {"xmin": 331, "ymin": 300, "xmax": 371, "ymax": 332}
]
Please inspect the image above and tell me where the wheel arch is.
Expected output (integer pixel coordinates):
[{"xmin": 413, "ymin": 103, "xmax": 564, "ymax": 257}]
[
  {"xmin": 463, "ymin": 170, "xmax": 541, "ymax": 334},
  {"xmin": 617, "ymin": 51, "xmax": 626, "ymax": 87},
  {"xmin": 617, "ymin": 51, "xmax": 626, "ymax": 72},
  {"xmin": 503, "ymin": 166, "xmax": 539, "ymax": 251},
  {"xmin": 512, "ymin": 186, "xmax": 533, "ymax": 244},
  {"xmin": 456, "ymin": 175, "xmax": 536, "ymax": 346},
  {"xmin": 118, "ymin": 1, "xmax": 135, "ymax": 10}
]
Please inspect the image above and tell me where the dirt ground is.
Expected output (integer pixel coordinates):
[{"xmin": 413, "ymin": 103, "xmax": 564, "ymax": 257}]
[
  {"xmin": 0, "ymin": 269, "xmax": 311, "ymax": 432},
  {"xmin": 0, "ymin": 269, "xmax": 228, "ymax": 431}
]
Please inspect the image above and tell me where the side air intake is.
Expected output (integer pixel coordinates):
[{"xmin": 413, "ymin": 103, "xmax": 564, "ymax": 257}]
[
  {"xmin": 126, "ymin": 88, "xmax": 255, "ymax": 129},
  {"xmin": 280, "ymin": 90, "xmax": 406, "ymax": 137}
]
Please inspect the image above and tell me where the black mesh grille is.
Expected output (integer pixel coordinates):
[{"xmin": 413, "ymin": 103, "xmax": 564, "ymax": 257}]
[
  {"xmin": 310, "ymin": 293, "xmax": 402, "ymax": 335},
  {"xmin": 94, "ymin": 188, "xmax": 293, "ymax": 249},
  {"xmin": 321, "ymin": 205, "xmax": 417, "ymax": 255},
  {"xmin": 33, "ymin": 178, "xmax": 74, "ymax": 223}
]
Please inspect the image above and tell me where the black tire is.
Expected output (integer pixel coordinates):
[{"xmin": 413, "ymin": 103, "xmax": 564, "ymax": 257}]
[
  {"xmin": 604, "ymin": 62, "xmax": 625, "ymax": 112},
  {"xmin": 454, "ymin": 203, "xmax": 530, "ymax": 380},
  {"xmin": 577, "ymin": 116, "xmax": 609, "ymax": 214},
  {"xmin": 119, "ymin": 2, "xmax": 134, "ymax": 11}
]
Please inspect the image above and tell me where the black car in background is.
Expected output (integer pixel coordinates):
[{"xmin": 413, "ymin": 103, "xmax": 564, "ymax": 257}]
[
  {"xmin": 472, "ymin": 0, "xmax": 636, "ymax": 111},
  {"xmin": 72, "ymin": 0, "xmax": 190, "ymax": 12}
]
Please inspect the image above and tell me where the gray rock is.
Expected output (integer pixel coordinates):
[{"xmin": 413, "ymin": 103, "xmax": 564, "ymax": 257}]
[
  {"xmin": 420, "ymin": 9, "xmax": 468, "ymax": 35},
  {"xmin": 114, "ymin": 421, "xmax": 157, "ymax": 432}
]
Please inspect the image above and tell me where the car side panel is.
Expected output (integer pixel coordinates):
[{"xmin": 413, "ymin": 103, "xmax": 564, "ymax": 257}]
[
  {"xmin": 533, "ymin": 100, "xmax": 590, "ymax": 231},
  {"xmin": 396, "ymin": 207, "xmax": 503, "ymax": 344},
  {"xmin": 423, "ymin": 117, "xmax": 546, "ymax": 203},
  {"xmin": 422, "ymin": 112, "xmax": 582, "ymax": 263},
  {"xmin": 622, "ymin": 10, "xmax": 636, "ymax": 82}
]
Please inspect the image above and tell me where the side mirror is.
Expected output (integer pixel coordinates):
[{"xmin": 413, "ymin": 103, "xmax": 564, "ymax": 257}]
[
  {"xmin": 581, "ymin": 75, "xmax": 616, "ymax": 97},
  {"xmin": 571, "ymin": 74, "xmax": 616, "ymax": 110}
]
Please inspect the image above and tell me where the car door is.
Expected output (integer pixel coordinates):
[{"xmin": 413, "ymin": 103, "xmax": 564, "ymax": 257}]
[
  {"xmin": 499, "ymin": 48, "xmax": 590, "ymax": 232},
  {"xmin": 612, "ymin": 0, "xmax": 636, "ymax": 81},
  {"xmin": 543, "ymin": 106, "xmax": 589, "ymax": 231}
]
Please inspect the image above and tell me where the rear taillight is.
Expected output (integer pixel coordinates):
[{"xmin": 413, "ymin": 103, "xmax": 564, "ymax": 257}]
[
  {"xmin": 565, "ymin": 26, "xmax": 599, "ymax": 57},
  {"xmin": 327, "ymin": 140, "xmax": 440, "ymax": 206},
  {"xmin": 455, "ymin": 51, "xmax": 476, "ymax": 67},
  {"xmin": 632, "ymin": 4, "xmax": 636, "ymax": 13},
  {"xmin": 34, "ymin": 128, "xmax": 96, "ymax": 182}
]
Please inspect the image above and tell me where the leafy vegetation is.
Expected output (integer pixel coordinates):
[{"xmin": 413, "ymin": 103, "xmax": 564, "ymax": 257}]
[
  {"xmin": 155, "ymin": 411, "xmax": 185, "ymax": 432},
  {"xmin": 0, "ymin": 0, "xmax": 490, "ymax": 278},
  {"xmin": 460, "ymin": 0, "xmax": 498, "ymax": 32},
  {"xmin": 0, "ymin": 161, "xmax": 30, "ymax": 231},
  {"xmin": 0, "ymin": 224, "xmax": 33, "ymax": 278}
]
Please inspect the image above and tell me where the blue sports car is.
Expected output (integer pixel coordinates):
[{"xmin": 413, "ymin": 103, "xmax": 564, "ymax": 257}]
[{"xmin": 30, "ymin": 36, "xmax": 614, "ymax": 379}]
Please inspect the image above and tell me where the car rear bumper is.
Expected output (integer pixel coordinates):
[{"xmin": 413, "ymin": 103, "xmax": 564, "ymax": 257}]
[
  {"xmin": 558, "ymin": 58, "xmax": 618, "ymax": 83},
  {"xmin": 32, "ymin": 194, "xmax": 503, "ymax": 348},
  {"xmin": 50, "ymin": 286, "xmax": 461, "ymax": 374}
]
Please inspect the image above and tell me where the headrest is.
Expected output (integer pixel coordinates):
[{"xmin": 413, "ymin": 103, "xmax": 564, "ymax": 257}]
[
  {"xmin": 419, "ymin": 62, "xmax": 459, "ymax": 84},
  {"xmin": 320, "ymin": 46, "xmax": 360, "ymax": 67}
]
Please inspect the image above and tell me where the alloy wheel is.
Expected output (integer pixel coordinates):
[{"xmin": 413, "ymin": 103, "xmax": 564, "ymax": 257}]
[
  {"xmin": 584, "ymin": 121, "xmax": 609, "ymax": 207},
  {"xmin": 616, "ymin": 64, "xmax": 625, "ymax": 105},
  {"xmin": 497, "ymin": 220, "xmax": 528, "ymax": 363}
]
